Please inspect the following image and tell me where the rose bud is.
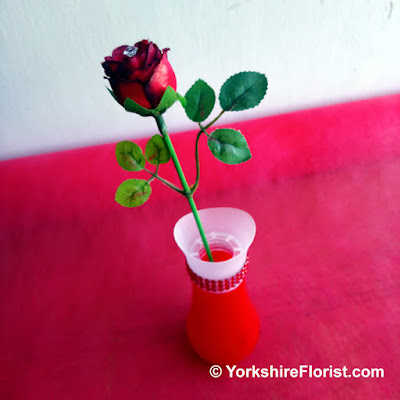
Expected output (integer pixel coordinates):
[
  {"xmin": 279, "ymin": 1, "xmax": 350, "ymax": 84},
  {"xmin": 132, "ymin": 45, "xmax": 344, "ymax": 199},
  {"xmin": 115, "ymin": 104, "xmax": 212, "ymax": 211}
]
[{"xmin": 102, "ymin": 40, "xmax": 177, "ymax": 109}]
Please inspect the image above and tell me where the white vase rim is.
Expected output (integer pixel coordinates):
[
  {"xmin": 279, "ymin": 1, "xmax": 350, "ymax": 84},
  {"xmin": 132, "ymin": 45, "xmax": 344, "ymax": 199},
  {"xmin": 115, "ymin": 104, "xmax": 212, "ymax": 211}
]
[{"xmin": 173, "ymin": 207, "xmax": 256, "ymax": 281}]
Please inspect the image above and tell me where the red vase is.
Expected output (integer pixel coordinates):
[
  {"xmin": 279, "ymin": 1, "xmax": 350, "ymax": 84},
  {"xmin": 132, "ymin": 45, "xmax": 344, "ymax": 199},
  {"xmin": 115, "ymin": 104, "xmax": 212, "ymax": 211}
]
[{"xmin": 174, "ymin": 207, "xmax": 259, "ymax": 364}]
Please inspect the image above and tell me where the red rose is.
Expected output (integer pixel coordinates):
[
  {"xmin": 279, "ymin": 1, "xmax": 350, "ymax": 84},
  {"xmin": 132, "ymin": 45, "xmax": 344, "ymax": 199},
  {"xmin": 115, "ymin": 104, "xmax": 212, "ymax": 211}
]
[{"xmin": 102, "ymin": 40, "xmax": 177, "ymax": 109}]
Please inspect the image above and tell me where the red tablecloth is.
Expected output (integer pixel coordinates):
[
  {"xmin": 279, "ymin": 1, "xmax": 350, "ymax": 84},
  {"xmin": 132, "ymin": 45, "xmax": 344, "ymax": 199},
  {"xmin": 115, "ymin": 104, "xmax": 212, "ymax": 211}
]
[{"xmin": 1, "ymin": 94, "xmax": 400, "ymax": 399}]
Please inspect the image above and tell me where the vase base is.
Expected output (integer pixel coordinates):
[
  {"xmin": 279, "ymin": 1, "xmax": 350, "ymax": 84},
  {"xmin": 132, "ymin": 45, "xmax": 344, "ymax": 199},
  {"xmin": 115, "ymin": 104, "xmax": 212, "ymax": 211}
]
[{"xmin": 186, "ymin": 281, "xmax": 260, "ymax": 365}]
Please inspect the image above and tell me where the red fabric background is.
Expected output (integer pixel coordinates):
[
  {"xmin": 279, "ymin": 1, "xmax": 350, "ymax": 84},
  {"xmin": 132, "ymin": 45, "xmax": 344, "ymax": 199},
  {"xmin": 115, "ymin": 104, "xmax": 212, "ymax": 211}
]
[{"xmin": 1, "ymin": 94, "xmax": 400, "ymax": 399}]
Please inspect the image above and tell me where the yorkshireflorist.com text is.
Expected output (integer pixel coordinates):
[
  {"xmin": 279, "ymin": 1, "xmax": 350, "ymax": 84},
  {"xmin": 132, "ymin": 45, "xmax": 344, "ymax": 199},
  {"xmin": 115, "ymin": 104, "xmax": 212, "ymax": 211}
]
[{"xmin": 209, "ymin": 365, "xmax": 384, "ymax": 379}]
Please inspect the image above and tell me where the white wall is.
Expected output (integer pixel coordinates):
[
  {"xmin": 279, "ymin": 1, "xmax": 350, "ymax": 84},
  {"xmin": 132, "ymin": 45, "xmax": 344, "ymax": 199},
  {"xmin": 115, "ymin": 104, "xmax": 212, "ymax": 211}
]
[{"xmin": 1, "ymin": 0, "xmax": 399, "ymax": 160}]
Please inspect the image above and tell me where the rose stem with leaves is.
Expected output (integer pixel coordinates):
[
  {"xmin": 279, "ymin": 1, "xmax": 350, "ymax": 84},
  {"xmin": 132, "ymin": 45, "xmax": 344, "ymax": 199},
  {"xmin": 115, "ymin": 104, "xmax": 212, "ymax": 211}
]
[
  {"xmin": 105, "ymin": 41, "xmax": 268, "ymax": 263},
  {"xmin": 154, "ymin": 115, "xmax": 214, "ymax": 262}
]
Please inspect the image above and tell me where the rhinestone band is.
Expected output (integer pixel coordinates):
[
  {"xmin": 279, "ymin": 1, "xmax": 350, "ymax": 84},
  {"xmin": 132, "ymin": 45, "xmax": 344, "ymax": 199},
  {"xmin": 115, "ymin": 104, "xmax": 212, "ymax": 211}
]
[{"xmin": 186, "ymin": 257, "xmax": 249, "ymax": 293}]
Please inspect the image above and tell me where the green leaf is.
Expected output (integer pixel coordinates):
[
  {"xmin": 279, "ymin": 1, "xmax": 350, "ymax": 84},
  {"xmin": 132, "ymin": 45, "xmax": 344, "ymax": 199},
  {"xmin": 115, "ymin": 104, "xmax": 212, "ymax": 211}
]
[
  {"xmin": 118, "ymin": 86, "xmax": 178, "ymax": 117},
  {"xmin": 106, "ymin": 87, "xmax": 118, "ymax": 103},
  {"xmin": 115, "ymin": 141, "xmax": 145, "ymax": 171},
  {"xmin": 115, "ymin": 179, "xmax": 151, "ymax": 207},
  {"xmin": 184, "ymin": 79, "xmax": 216, "ymax": 122},
  {"xmin": 145, "ymin": 135, "xmax": 171, "ymax": 165},
  {"xmin": 207, "ymin": 128, "xmax": 252, "ymax": 164},
  {"xmin": 219, "ymin": 72, "xmax": 268, "ymax": 112},
  {"xmin": 154, "ymin": 86, "xmax": 178, "ymax": 115},
  {"xmin": 124, "ymin": 98, "xmax": 155, "ymax": 117}
]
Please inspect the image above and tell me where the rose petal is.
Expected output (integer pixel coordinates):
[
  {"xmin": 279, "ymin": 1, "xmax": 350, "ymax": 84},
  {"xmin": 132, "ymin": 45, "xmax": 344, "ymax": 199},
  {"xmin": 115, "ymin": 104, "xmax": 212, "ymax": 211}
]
[
  {"xmin": 155, "ymin": 48, "xmax": 162, "ymax": 61},
  {"xmin": 145, "ymin": 42, "xmax": 158, "ymax": 67},
  {"xmin": 145, "ymin": 51, "xmax": 177, "ymax": 107},
  {"xmin": 104, "ymin": 61, "xmax": 123, "ymax": 74},
  {"xmin": 129, "ymin": 67, "xmax": 155, "ymax": 82},
  {"xmin": 127, "ymin": 53, "xmax": 144, "ymax": 70},
  {"xmin": 102, "ymin": 60, "xmax": 123, "ymax": 75},
  {"xmin": 111, "ymin": 80, "xmax": 152, "ymax": 109},
  {"xmin": 134, "ymin": 39, "xmax": 149, "ymax": 51}
]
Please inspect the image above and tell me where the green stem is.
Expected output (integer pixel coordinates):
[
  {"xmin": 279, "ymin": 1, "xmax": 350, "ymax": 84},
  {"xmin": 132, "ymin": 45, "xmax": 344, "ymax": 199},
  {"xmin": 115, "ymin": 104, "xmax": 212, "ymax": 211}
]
[
  {"xmin": 146, "ymin": 164, "xmax": 159, "ymax": 183},
  {"xmin": 144, "ymin": 166, "xmax": 184, "ymax": 194},
  {"xmin": 191, "ymin": 130, "xmax": 203, "ymax": 194},
  {"xmin": 204, "ymin": 109, "xmax": 225, "ymax": 130},
  {"xmin": 155, "ymin": 115, "xmax": 214, "ymax": 262}
]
